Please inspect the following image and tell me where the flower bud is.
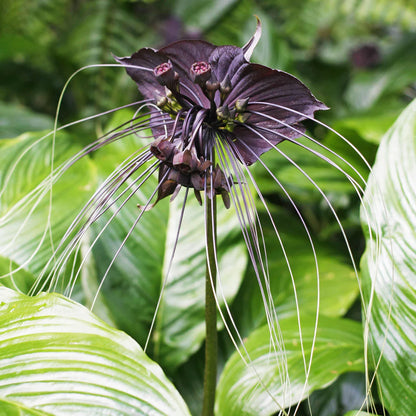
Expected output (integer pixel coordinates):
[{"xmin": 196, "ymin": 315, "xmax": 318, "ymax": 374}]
[
  {"xmin": 190, "ymin": 61, "xmax": 211, "ymax": 85},
  {"xmin": 216, "ymin": 105, "xmax": 231, "ymax": 121},
  {"xmin": 220, "ymin": 74, "xmax": 232, "ymax": 101},
  {"xmin": 173, "ymin": 149, "xmax": 197, "ymax": 173},
  {"xmin": 235, "ymin": 97, "xmax": 249, "ymax": 113},
  {"xmin": 150, "ymin": 137, "xmax": 175, "ymax": 161},
  {"xmin": 154, "ymin": 62, "xmax": 179, "ymax": 91}
]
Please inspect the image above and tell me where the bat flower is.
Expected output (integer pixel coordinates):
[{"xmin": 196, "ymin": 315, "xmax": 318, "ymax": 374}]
[{"xmin": 114, "ymin": 19, "xmax": 327, "ymax": 209}]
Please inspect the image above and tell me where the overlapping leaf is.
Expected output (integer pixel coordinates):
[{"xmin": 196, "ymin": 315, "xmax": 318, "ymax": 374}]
[
  {"xmin": 216, "ymin": 315, "xmax": 364, "ymax": 416},
  {"xmin": 361, "ymin": 98, "xmax": 416, "ymax": 415},
  {"xmin": 0, "ymin": 287, "xmax": 190, "ymax": 415},
  {"xmin": 0, "ymin": 131, "xmax": 95, "ymax": 283}
]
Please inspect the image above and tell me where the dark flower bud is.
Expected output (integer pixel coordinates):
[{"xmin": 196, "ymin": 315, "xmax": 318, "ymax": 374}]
[
  {"xmin": 150, "ymin": 136, "xmax": 175, "ymax": 161},
  {"xmin": 205, "ymin": 80, "xmax": 220, "ymax": 92},
  {"xmin": 194, "ymin": 189, "xmax": 203, "ymax": 205},
  {"xmin": 221, "ymin": 190, "xmax": 231, "ymax": 209},
  {"xmin": 220, "ymin": 74, "xmax": 232, "ymax": 101},
  {"xmin": 191, "ymin": 173, "xmax": 205, "ymax": 191},
  {"xmin": 234, "ymin": 97, "xmax": 249, "ymax": 113},
  {"xmin": 216, "ymin": 105, "xmax": 231, "ymax": 121},
  {"xmin": 190, "ymin": 61, "xmax": 211, "ymax": 85},
  {"xmin": 154, "ymin": 61, "xmax": 179, "ymax": 90},
  {"xmin": 197, "ymin": 158, "xmax": 212, "ymax": 172},
  {"xmin": 173, "ymin": 149, "xmax": 197, "ymax": 173}
]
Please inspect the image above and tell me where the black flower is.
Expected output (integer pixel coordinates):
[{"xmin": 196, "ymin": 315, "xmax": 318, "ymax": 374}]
[{"xmin": 114, "ymin": 20, "xmax": 327, "ymax": 208}]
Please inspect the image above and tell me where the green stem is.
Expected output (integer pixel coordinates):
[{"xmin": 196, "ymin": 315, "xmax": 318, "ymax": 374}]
[{"xmin": 202, "ymin": 191, "xmax": 217, "ymax": 416}]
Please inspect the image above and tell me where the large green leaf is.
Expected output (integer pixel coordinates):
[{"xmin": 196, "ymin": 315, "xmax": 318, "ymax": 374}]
[
  {"xmin": 231, "ymin": 208, "xmax": 359, "ymax": 338},
  {"xmin": 0, "ymin": 132, "xmax": 96, "ymax": 280},
  {"xmin": 343, "ymin": 412, "xmax": 380, "ymax": 416},
  {"xmin": 361, "ymin": 98, "xmax": 416, "ymax": 415},
  {"xmin": 216, "ymin": 315, "xmax": 364, "ymax": 416},
  {"xmin": 0, "ymin": 287, "xmax": 190, "ymax": 415},
  {"xmin": 0, "ymin": 102, "xmax": 53, "ymax": 139},
  {"xmin": 0, "ymin": 398, "xmax": 54, "ymax": 416}
]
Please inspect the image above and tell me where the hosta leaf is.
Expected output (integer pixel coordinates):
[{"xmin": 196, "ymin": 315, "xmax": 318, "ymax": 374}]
[
  {"xmin": 306, "ymin": 372, "xmax": 367, "ymax": 416},
  {"xmin": 0, "ymin": 398, "xmax": 54, "ymax": 416},
  {"xmin": 0, "ymin": 287, "xmax": 190, "ymax": 415},
  {"xmin": 216, "ymin": 315, "xmax": 363, "ymax": 416},
  {"xmin": 86, "ymin": 132, "xmax": 170, "ymax": 345},
  {"xmin": 0, "ymin": 131, "xmax": 95, "ymax": 279},
  {"xmin": 361, "ymin": 98, "xmax": 416, "ymax": 415},
  {"xmin": 231, "ymin": 208, "xmax": 359, "ymax": 337},
  {"xmin": 0, "ymin": 255, "xmax": 36, "ymax": 293},
  {"xmin": 0, "ymin": 102, "xmax": 53, "ymax": 139},
  {"xmin": 343, "ymin": 412, "xmax": 380, "ymax": 416}
]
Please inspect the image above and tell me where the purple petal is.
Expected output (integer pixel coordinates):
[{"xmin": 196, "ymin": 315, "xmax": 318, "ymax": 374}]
[
  {"xmin": 242, "ymin": 16, "xmax": 262, "ymax": 61},
  {"xmin": 160, "ymin": 40, "xmax": 217, "ymax": 106},
  {"xmin": 224, "ymin": 64, "xmax": 327, "ymax": 163},
  {"xmin": 114, "ymin": 48, "xmax": 169, "ymax": 100},
  {"xmin": 208, "ymin": 45, "xmax": 248, "ymax": 84},
  {"xmin": 229, "ymin": 123, "xmax": 305, "ymax": 165},
  {"xmin": 225, "ymin": 63, "xmax": 328, "ymax": 118}
]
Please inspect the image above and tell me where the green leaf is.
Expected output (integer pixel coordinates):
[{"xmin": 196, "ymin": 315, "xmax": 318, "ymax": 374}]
[
  {"xmin": 85, "ymin": 132, "xmax": 170, "ymax": 345},
  {"xmin": 0, "ymin": 287, "xmax": 190, "ymax": 415},
  {"xmin": 0, "ymin": 131, "xmax": 96, "ymax": 279},
  {"xmin": 343, "ymin": 412, "xmax": 381, "ymax": 416},
  {"xmin": 0, "ymin": 103, "xmax": 53, "ymax": 139},
  {"xmin": 216, "ymin": 315, "xmax": 364, "ymax": 416},
  {"xmin": 231, "ymin": 208, "xmax": 359, "ymax": 337},
  {"xmin": 306, "ymin": 372, "xmax": 367, "ymax": 416},
  {"xmin": 0, "ymin": 255, "xmax": 36, "ymax": 293},
  {"xmin": 253, "ymin": 137, "xmax": 363, "ymax": 207},
  {"xmin": 0, "ymin": 398, "xmax": 54, "ymax": 416},
  {"xmin": 361, "ymin": 98, "xmax": 416, "ymax": 415}
]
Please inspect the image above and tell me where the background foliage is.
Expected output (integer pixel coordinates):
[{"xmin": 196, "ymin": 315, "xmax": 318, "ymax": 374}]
[{"xmin": 1, "ymin": 0, "xmax": 416, "ymax": 415}]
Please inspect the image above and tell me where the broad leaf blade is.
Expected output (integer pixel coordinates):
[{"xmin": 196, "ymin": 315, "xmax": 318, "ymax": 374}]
[
  {"xmin": 361, "ymin": 98, "xmax": 416, "ymax": 415},
  {"xmin": 216, "ymin": 315, "xmax": 363, "ymax": 416},
  {"xmin": 231, "ymin": 209, "xmax": 359, "ymax": 337},
  {"xmin": 0, "ymin": 398, "xmax": 54, "ymax": 416},
  {"xmin": 86, "ymin": 132, "xmax": 170, "ymax": 345},
  {"xmin": 0, "ymin": 287, "xmax": 190, "ymax": 415},
  {"xmin": 0, "ymin": 132, "xmax": 96, "ymax": 279},
  {"xmin": 0, "ymin": 103, "xmax": 53, "ymax": 139}
]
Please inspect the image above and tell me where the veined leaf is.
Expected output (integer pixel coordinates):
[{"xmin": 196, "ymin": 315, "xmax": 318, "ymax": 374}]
[
  {"xmin": 361, "ymin": 98, "xmax": 416, "ymax": 415},
  {"xmin": 231, "ymin": 208, "xmax": 359, "ymax": 337},
  {"xmin": 0, "ymin": 287, "xmax": 190, "ymax": 415},
  {"xmin": 0, "ymin": 102, "xmax": 53, "ymax": 139},
  {"xmin": 0, "ymin": 398, "xmax": 54, "ymax": 416},
  {"xmin": 0, "ymin": 131, "xmax": 96, "ymax": 280},
  {"xmin": 216, "ymin": 315, "xmax": 363, "ymax": 416}
]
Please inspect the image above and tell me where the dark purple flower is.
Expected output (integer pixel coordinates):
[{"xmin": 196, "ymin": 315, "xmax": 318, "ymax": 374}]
[{"xmin": 113, "ymin": 20, "xmax": 327, "ymax": 207}]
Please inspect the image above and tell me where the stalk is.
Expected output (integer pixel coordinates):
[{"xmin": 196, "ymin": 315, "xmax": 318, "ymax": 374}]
[{"xmin": 202, "ymin": 188, "xmax": 217, "ymax": 416}]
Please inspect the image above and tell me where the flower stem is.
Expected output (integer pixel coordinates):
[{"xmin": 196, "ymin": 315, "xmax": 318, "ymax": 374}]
[{"xmin": 202, "ymin": 191, "xmax": 217, "ymax": 416}]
